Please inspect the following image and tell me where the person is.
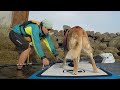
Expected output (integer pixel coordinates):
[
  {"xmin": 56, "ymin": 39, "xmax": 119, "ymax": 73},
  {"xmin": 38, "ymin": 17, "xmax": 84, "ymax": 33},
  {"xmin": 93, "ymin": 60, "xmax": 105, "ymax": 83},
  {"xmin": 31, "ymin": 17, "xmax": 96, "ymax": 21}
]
[{"xmin": 9, "ymin": 19, "xmax": 61, "ymax": 70}]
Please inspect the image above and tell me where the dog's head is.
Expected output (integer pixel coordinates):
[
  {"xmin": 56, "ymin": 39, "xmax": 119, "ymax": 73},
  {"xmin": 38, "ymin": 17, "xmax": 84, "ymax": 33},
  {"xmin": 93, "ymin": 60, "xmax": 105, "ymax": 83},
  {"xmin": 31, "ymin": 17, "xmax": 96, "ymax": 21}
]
[{"xmin": 63, "ymin": 25, "xmax": 71, "ymax": 36}]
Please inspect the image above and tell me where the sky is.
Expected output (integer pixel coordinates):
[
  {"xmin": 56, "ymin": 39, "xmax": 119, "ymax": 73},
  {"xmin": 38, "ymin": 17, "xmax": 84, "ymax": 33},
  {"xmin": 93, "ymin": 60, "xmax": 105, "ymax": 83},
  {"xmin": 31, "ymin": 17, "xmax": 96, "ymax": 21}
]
[{"xmin": 29, "ymin": 11, "xmax": 120, "ymax": 33}]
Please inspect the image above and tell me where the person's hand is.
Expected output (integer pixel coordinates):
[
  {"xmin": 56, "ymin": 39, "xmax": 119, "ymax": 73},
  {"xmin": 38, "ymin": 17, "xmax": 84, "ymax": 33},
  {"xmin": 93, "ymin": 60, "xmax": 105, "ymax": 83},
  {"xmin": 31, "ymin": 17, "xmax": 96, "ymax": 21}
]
[
  {"xmin": 42, "ymin": 58, "xmax": 50, "ymax": 67},
  {"xmin": 56, "ymin": 56, "xmax": 63, "ymax": 62}
]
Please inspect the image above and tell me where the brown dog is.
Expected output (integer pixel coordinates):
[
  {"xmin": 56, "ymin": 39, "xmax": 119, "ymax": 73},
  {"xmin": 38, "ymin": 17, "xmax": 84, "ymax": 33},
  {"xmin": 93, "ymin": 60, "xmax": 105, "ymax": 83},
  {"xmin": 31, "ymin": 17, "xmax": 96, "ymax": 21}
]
[{"xmin": 62, "ymin": 25, "xmax": 98, "ymax": 75}]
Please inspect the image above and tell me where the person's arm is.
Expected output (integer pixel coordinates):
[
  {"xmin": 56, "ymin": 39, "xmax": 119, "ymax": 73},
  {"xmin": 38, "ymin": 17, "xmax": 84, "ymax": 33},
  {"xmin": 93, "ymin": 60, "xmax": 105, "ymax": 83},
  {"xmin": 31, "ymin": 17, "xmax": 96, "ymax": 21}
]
[
  {"xmin": 45, "ymin": 34, "xmax": 58, "ymax": 57},
  {"xmin": 31, "ymin": 25, "xmax": 46, "ymax": 60}
]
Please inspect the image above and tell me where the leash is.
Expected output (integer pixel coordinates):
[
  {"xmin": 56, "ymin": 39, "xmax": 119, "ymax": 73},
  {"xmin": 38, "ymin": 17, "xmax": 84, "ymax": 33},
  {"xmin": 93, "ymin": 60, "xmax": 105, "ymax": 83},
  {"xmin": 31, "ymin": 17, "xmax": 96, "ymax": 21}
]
[{"xmin": 63, "ymin": 30, "xmax": 69, "ymax": 48}]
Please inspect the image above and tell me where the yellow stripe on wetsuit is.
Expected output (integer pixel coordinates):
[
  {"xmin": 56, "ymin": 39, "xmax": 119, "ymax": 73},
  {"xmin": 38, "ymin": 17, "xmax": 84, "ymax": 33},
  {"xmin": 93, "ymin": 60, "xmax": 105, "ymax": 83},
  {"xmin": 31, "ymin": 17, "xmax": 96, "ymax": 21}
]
[
  {"xmin": 43, "ymin": 38, "xmax": 52, "ymax": 53},
  {"xmin": 24, "ymin": 26, "xmax": 52, "ymax": 53}
]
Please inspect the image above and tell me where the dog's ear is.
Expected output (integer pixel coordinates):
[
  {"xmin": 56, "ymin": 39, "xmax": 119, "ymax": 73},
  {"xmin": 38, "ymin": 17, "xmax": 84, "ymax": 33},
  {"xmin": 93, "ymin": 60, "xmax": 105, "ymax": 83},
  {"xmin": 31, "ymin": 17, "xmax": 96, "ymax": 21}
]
[
  {"xmin": 63, "ymin": 25, "xmax": 71, "ymax": 31},
  {"xmin": 63, "ymin": 25, "xmax": 71, "ymax": 35}
]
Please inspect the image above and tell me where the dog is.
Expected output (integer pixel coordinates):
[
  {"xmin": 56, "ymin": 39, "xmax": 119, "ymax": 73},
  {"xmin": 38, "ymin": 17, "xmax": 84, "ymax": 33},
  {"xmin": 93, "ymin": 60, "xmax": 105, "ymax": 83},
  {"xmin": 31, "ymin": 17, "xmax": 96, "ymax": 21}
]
[{"xmin": 62, "ymin": 25, "xmax": 98, "ymax": 75}]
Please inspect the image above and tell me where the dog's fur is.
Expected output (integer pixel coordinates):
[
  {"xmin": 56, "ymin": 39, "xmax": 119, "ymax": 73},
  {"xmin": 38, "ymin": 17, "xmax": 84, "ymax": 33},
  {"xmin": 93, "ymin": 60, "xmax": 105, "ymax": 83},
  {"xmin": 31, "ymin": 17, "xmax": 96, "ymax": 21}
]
[{"xmin": 63, "ymin": 25, "xmax": 98, "ymax": 75}]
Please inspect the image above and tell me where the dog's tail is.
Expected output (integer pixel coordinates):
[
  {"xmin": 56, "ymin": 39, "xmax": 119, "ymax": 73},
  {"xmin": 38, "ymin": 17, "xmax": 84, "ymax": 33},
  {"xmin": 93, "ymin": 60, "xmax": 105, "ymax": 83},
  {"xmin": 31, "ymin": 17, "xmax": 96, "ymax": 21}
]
[{"xmin": 65, "ymin": 36, "xmax": 82, "ymax": 60}]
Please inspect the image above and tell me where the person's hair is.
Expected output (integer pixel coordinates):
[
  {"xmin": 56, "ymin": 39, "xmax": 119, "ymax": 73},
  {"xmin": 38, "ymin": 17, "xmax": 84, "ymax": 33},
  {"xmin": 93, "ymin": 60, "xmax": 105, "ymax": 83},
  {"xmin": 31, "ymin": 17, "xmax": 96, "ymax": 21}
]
[{"xmin": 39, "ymin": 22, "xmax": 43, "ymax": 29}]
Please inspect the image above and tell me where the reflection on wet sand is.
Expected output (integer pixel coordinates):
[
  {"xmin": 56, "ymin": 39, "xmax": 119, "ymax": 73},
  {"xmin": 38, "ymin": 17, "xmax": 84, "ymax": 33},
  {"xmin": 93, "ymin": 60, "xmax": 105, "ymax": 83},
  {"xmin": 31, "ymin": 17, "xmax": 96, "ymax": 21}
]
[
  {"xmin": 0, "ymin": 65, "xmax": 42, "ymax": 79},
  {"xmin": 16, "ymin": 70, "xmax": 25, "ymax": 79}
]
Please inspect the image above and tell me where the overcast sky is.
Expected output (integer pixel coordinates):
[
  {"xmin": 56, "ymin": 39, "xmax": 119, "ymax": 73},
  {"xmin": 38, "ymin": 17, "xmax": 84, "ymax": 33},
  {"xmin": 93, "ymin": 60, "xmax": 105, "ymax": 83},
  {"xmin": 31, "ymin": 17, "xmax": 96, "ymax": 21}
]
[{"xmin": 29, "ymin": 11, "xmax": 120, "ymax": 33}]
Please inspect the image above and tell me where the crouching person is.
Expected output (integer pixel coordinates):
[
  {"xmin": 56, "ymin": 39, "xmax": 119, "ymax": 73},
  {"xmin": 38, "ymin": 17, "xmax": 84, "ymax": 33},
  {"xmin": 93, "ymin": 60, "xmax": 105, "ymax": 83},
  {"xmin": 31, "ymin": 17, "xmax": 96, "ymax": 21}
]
[{"xmin": 9, "ymin": 19, "xmax": 61, "ymax": 70}]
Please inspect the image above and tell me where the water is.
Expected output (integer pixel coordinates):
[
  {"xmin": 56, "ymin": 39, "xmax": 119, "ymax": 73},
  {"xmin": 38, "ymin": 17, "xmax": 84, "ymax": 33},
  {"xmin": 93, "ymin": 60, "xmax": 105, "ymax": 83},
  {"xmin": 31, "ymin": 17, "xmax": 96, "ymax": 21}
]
[
  {"xmin": 96, "ymin": 62, "xmax": 120, "ymax": 75},
  {"xmin": 0, "ymin": 62, "xmax": 120, "ymax": 79},
  {"xmin": 0, "ymin": 64, "xmax": 42, "ymax": 79}
]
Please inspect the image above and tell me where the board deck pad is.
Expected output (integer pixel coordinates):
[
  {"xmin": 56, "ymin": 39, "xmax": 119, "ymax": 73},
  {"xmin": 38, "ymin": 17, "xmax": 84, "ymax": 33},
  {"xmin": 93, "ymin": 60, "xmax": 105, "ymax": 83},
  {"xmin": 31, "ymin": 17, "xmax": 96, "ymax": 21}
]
[{"xmin": 41, "ymin": 62, "xmax": 108, "ymax": 76}]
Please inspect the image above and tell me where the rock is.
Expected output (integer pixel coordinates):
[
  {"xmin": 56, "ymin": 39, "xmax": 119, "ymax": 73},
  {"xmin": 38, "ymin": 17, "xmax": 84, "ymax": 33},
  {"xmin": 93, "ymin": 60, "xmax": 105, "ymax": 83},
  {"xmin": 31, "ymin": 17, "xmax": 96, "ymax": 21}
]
[
  {"xmin": 116, "ymin": 32, "xmax": 120, "ymax": 36},
  {"xmin": 108, "ymin": 36, "xmax": 120, "ymax": 49},
  {"xmin": 86, "ymin": 31, "xmax": 95, "ymax": 37}
]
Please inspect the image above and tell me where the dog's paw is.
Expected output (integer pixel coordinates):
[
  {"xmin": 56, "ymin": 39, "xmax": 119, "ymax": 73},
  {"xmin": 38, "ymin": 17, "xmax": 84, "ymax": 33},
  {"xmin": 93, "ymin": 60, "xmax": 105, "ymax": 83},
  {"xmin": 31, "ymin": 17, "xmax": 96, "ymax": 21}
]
[
  {"xmin": 73, "ymin": 71, "xmax": 78, "ymax": 75},
  {"xmin": 93, "ymin": 69, "xmax": 99, "ymax": 73}
]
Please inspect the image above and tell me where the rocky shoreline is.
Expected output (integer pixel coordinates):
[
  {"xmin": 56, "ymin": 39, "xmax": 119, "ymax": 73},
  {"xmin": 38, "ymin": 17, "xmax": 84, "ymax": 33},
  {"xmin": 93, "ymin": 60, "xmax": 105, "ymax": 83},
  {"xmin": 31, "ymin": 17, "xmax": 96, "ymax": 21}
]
[{"xmin": 0, "ymin": 28, "xmax": 120, "ymax": 64}]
